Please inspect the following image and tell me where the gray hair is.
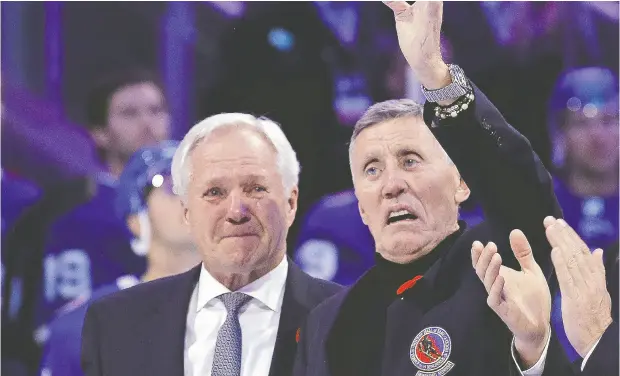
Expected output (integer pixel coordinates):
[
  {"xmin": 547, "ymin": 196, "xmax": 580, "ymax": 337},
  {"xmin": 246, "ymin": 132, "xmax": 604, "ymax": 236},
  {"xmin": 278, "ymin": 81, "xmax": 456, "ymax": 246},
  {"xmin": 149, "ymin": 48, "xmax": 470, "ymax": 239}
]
[
  {"xmin": 171, "ymin": 113, "xmax": 300, "ymax": 203},
  {"xmin": 348, "ymin": 99, "xmax": 452, "ymax": 171}
]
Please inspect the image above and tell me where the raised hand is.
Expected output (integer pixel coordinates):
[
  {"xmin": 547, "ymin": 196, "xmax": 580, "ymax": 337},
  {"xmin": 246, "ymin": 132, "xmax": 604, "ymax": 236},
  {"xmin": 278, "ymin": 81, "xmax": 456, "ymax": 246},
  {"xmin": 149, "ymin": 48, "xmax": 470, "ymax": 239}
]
[
  {"xmin": 382, "ymin": 1, "xmax": 450, "ymax": 89},
  {"xmin": 471, "ymin": 230, "xmax": 551, "ymax": 368},
  {"xmin": 544, "ymin": 216, "xmax": 613, "ymax": 357}
]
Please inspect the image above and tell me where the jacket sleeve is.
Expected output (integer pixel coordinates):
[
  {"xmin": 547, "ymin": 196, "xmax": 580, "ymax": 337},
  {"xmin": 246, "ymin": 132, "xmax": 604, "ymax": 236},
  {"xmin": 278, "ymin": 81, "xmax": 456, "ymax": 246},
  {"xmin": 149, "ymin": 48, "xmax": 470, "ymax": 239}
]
[
  {"xmin": 425, "ymin": 81, "xmax": 562, "ymax": 273},
  {"xmin": 539, "ymin": 329, "xmax": 579, "ymax": 376},
  {"xmin": 80, "ymin": 304, "xmax": 103, "ymax": 376},
  {"xmin": 581, "ymin": 322, "xmax": 619, "ymax": 376}
]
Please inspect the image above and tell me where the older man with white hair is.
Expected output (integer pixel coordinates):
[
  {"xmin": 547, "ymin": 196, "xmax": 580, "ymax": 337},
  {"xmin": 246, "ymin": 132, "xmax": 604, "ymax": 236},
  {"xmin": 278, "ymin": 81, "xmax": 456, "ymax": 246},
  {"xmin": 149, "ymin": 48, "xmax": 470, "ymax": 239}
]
[{"xmin": 80, "ymin": 113, "xmax": 341, "ymax": 376}]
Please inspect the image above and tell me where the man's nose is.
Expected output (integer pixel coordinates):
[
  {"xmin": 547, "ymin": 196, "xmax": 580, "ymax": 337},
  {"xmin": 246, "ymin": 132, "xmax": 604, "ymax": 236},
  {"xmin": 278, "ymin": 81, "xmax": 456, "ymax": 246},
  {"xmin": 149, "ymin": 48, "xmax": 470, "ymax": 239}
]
[
  {"xmin": 381, "ymin": 170, "xmax": 407, "ymax": 199},
  {"xmin": 226, "ymin": 191, "xmax": 251, "ymax": 225}
]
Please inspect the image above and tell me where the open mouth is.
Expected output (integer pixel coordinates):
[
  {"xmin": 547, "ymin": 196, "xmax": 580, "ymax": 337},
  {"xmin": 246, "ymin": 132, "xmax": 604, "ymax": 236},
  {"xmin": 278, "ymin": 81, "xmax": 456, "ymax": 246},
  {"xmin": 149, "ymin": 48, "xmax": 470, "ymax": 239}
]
[{"xmin": 387, "ymin": 210, "xmax": 418, "ymax": 225}]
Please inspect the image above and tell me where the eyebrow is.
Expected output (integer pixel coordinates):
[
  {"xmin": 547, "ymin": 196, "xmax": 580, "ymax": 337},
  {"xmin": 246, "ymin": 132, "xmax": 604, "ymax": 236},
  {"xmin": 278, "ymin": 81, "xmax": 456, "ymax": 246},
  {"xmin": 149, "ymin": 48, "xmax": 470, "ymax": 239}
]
[
  {"xmin": 199, "ymin": 173, "xmax": 269, "ymax": 186},
  {"xmin": 361, "ymin": 154, "xmax": 379, "ymax": 171},
  {"xmin": 242, "ymin": 174, "xmax": 268, "ymax": 184},
  {"xmin": 396, "ymin": 147, "xmax": 422, "ymax": 159},
  {"xmin": 361, "ymin": 147, "xmax": 421, "ymax": 169}
]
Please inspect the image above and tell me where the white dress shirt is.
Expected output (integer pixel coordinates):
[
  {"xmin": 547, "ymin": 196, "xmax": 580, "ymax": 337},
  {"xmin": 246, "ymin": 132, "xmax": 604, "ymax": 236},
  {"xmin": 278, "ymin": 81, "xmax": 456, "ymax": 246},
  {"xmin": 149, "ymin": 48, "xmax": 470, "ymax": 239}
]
[
  {"xmin": 184, "ymin": 257, "xmax": 289, "ymax": 376},
  {"xmin": 511, "ymin": 324, "xmax": 606, "ymax": 375},
  {"xmin": 511, "ymin": 328, "xmax": 550, "ymax": 376},
  {"xmin": 581, "ymin": 335, "xmax": 602, "ymax": 371},
  {"xmin": 511, "ymin": 325, "xmax": 605, "ymax": 374}
]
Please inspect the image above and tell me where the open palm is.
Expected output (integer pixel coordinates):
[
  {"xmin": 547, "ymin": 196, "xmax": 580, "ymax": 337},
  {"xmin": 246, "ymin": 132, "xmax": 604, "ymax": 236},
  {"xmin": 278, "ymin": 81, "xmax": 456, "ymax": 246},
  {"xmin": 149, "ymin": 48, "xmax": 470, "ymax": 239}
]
[
  {"xmin": 383, "ymin": 1, "xmax": 444, "ymax": 72},
  {"xmin": 494, "ymin": 262, "xmax": 551, "ymax": 344},
  {"xmin": 472, "ymin": 230, "xmax": 551, "ymax": 348}
]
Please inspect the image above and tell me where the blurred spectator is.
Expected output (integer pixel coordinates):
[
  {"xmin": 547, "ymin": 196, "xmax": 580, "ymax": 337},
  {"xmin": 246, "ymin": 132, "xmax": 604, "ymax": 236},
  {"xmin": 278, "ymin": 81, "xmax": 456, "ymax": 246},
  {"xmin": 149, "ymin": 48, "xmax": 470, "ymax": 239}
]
[
  {"xmin": 548, "ymin": 66, "xmax": 619, "ymax": 363},
  {"xmin": 32, "ymin": 69, "xmax": 171, "ymax": 348},
  {"xmin": 1, "ymin": 169, "xmax": 41, "ymax": 313},
  {"xmin": 294, "ymin": 190, "xmax": 374, "ymax": 286},
  {"xmin": 2, "ymin": 176, "xmax": 93, "ymax": 376},
  {"xmin": 39, "ymin": 141, "xmax": 200, "ymax": 376},
  {"xmin": 85, "ymin": 70, "xmax": 170, "ymax": 178},
  {"xmin": 441, "ymin": 2, "xmax": 617, "ymax": 166},
  {"xmin": 548, "ymin": 66, "xmax": 618, "ymax": 250},
  {"xmin": 1, "ymin": 169, "xmax": 41, "ymax": 246}
]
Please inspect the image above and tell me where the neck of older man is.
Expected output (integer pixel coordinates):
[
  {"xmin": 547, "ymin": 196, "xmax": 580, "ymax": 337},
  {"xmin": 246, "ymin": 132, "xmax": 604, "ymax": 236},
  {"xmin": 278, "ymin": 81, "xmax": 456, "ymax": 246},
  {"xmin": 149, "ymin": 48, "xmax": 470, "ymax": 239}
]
[
  {"xmin": 379, "ymin": 221, "xmax": 461, "ymax": 264},
  {"xmin": 141, "ymin": 240, "xmax": 201, "ymax": 283},
  {"xmin": 207, "ymin": 251, "xmax": 287, "ymax": 291}
]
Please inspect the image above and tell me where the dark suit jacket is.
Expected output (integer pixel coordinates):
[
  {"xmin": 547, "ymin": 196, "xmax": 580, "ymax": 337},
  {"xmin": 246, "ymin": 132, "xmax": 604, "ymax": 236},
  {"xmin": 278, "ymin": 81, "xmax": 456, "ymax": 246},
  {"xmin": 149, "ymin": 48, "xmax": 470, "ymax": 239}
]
[
  {"xmin": 81, "ymin": 260, "xmax": 341, "ymax": 376},
  {"xmin": 581, "ymin": 322, "xmax": 618, "ymax": 376},
  {"xmin": 581, "ymin": 241, "xmax": 618, "ymax": 376},
  {"xmin": 293, "ymin": 82, "xmax": 563, "ymax": 376}
]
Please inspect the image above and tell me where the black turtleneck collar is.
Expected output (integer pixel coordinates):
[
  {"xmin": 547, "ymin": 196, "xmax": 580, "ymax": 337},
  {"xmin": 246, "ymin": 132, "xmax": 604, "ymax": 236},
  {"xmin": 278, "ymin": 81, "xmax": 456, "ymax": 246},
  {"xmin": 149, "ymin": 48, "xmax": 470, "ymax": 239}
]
[
  {"xmin": 373, "ymin": 222, "xmax": 467, "ymax": 294},
  {"xmin": 325, "ymin": 221, "xmax": 468, "ymax": 376}
]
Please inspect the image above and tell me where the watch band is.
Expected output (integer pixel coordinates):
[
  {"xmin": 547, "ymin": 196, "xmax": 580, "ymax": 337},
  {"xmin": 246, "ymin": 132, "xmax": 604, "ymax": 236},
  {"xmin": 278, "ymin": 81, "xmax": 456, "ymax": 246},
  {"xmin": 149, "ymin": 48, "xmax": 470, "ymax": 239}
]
[{"xmin": 421, "ymin": 64, "xmax": 470, "ymax": 103}]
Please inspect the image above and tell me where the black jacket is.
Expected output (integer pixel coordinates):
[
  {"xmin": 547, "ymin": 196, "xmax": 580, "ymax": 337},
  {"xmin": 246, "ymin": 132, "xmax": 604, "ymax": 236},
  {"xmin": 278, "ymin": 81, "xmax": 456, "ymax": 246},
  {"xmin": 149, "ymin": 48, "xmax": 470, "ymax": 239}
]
[{"xmin": 293, "ymin": 82, "xmax": 563, "ymax": 376}]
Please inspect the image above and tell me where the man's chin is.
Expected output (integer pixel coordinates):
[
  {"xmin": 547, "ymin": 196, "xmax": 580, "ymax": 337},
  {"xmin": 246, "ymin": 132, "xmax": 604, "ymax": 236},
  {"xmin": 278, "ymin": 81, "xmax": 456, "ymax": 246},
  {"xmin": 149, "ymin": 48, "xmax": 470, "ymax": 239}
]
[
  {"xmin": 220, "ymin": 235, "xmax": 261, "ymax": 249},
  {"xmin": 380, "ymin": 235, "xmax": 429, "ymax": 263}
]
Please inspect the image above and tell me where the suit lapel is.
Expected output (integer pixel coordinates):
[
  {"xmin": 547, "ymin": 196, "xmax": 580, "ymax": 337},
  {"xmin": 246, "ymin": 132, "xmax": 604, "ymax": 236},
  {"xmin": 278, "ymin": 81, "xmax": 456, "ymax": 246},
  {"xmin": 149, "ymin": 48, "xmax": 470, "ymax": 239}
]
[
  {"xmin": 134, "ymin": 264, "xmax": 201, "ymax": 376},
  {"xmin": 268, "ymin": 260, "xmax": 313, "ymax": 376}
]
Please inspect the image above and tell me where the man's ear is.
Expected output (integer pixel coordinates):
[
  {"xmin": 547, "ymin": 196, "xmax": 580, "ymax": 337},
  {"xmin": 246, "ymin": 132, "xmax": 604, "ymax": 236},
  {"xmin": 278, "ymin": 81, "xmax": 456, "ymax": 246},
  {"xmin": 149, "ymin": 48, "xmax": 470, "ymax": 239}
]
[
  {"xmin": 455, "ymin": 178, "xmax": 471, "ymax": 204},
  {"xmin": 286, "ymin": 187, "xmax": 299, "ymax": 227}
]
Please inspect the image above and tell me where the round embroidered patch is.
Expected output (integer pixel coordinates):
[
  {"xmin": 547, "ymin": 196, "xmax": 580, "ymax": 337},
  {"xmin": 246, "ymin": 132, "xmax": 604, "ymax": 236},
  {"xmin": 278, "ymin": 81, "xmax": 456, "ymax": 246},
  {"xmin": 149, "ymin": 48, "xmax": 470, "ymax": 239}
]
[{"xmin": 410, "ymin": 326, "xmax": 455, "ymax": 375}]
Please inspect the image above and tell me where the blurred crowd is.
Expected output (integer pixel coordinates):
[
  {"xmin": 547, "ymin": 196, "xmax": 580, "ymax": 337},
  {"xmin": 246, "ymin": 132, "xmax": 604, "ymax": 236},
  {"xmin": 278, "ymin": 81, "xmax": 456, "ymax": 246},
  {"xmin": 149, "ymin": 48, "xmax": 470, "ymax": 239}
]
[{"xmin": 1, "ymin": 2, "xmax": 618, "ymax": 375}]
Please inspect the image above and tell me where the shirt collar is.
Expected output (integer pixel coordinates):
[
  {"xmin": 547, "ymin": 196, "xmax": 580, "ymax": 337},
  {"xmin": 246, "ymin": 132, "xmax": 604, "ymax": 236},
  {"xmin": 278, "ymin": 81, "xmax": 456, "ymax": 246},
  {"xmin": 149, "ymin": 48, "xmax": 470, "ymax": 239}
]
[
  {"xmin": 374, "ymin": 221, "xmax": 467, "ymax": 292},
  {"xmin": 196, "ymin": 256, "xmax": 289, "ymax": 313}
]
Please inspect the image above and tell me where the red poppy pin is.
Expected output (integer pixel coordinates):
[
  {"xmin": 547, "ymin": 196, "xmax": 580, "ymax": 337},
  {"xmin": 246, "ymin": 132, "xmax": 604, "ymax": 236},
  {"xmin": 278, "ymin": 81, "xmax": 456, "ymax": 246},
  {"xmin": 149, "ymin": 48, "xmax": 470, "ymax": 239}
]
[
  {"xmin": 397, "ymin": 275, "xmax": 423, "ymax": 295},
  {"xmin": 296, "ymin": 327, "xmax": 301, "ymax": 343}
]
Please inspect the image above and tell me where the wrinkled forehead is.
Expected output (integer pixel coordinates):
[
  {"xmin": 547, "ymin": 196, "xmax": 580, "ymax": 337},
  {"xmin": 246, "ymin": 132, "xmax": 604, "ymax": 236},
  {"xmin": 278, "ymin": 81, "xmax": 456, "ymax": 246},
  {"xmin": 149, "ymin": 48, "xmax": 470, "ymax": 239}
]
[{"xmin": 350, "ymin": 117, "xmax": 440, "ymax": 164}]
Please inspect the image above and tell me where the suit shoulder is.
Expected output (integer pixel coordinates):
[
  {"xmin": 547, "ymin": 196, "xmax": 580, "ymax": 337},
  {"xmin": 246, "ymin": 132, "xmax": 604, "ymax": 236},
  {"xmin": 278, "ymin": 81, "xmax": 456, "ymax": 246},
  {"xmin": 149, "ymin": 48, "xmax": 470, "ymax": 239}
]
[
  {"xmin": 88, "ymin": 270, "xmax": 194, "ymax": 314},
  {"xmin": 306, "ymin": 273, "xmax": 342, "ymax": 297},
  {"xmin": 308, "ymin": 285, "xmax": 350, "ymax": 319},
  {"xmin": 289, "ymin": 263, "xmax": 343, "ymax": 310}
]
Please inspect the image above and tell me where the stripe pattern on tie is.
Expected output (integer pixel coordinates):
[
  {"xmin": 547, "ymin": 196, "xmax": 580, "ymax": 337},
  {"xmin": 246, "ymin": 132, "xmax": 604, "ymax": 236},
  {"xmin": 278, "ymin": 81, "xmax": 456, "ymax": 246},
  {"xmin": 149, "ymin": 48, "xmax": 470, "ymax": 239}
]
[{"xmin": 211, "ymin": 292, "xmax": 252, "ymax": 376}]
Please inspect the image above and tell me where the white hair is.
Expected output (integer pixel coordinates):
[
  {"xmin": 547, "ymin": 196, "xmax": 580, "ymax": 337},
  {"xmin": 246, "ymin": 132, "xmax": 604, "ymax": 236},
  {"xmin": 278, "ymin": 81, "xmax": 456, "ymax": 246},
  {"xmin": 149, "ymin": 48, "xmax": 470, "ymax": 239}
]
[{"xmin": 171, "ymin": 113, "xmax": 300, "ymax": 202}]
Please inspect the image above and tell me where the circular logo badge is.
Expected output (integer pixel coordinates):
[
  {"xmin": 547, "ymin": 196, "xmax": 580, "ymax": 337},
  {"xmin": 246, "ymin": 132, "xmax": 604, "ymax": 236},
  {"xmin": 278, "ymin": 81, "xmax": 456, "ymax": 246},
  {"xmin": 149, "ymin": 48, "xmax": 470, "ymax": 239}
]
[{"xmin": 410, "ymin": 326, "xmax": 452, "ymax": 372}]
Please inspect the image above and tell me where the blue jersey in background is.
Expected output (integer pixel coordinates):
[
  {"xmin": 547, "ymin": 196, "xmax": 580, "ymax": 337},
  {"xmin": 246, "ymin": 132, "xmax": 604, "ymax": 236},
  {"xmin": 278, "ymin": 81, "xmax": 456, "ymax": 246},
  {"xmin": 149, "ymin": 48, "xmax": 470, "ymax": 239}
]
[
  {"xmin": 40, "ymin": 275, "xmax": 139, "ymax": 376},
  {"xmin": 294, "ymin": 190, "xmax": 375, "ymax": 286},
  {"xmin": 1, "ymin": 170, "xmax": 41, "ymax": 239},
  {"xmin": 553, "ymin": 177, "xmax": 618, "ymax": 251},
  {"xmin": 34, "ymin": 179, "xmax": 145, "ymax": 344}
]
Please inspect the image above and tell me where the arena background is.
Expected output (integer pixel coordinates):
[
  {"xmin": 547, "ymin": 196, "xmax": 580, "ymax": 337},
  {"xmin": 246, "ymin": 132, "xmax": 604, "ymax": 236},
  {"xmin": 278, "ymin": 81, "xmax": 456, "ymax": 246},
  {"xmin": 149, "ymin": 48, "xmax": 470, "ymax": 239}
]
[{"xmin": 1, "ymin": 1, "xmax": 618, "ymax": 374}]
